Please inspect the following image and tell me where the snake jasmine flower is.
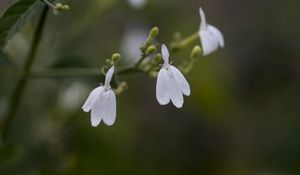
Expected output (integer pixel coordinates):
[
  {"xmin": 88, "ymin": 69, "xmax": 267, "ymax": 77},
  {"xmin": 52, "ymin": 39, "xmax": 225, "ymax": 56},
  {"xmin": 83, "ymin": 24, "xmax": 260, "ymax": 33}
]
[
  {"xmin": 199, "ymin": 7, "xmax": 225, "ymax": 56},
  {"xmin": 156, "ymin": 44, "xmax": 191, "ymax": 108},
  {"xmin": 82, "ymin": 66, "xmax": 117, "ymax": 127}
]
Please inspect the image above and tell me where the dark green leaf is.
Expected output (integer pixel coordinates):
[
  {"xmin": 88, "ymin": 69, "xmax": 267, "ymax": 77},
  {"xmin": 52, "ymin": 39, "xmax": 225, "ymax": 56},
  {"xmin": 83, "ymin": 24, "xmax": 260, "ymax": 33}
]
[{"xmin": 0, "ymin": 0, "xmax": 42, "ymax": 51}]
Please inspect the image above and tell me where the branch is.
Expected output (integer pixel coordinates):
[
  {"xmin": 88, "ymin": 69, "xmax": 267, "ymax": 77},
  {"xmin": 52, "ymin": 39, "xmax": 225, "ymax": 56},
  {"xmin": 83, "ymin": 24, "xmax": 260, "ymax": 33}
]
[
  {"xmin": 0, "ymin": 6, "xmax": 49, "ymax": 142},
  {"xmin": 171, "ymin": 32, "xmax": 199, "ymax": 52},
  {"xmin": 30, "ymin": 66, "xmax": 139, "ymax": 78}
]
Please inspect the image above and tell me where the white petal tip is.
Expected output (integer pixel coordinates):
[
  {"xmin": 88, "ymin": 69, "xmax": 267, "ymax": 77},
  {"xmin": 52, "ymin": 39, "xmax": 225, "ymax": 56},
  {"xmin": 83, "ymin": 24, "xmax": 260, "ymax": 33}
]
[
  {"xmin": 82, "ymin": 108, "xmax": 90, "ymax": 112},
  {"xmin": 91, "ymin": 123, "xmax": 99, "ymax": 127},
  {"xmin": 104, "ymin": 122, "xmax": 115, "ymax": 127},
  {"xmin": 91, "ymin": 119, "xmax": 101, "ymax": 127},
  {"xmin": 105, "ymin": 66, "xmax": 115, "ymax": 86},
  {"xmin": 185, "ymin": 92, "xmax": 191, "ymax": 97},
  {"xmin": 174, "ymin": 103, "xmax": 183, "ymax": 109},
  {"xmin": 199, "ymin": 7, "xmax": 203, "ymax": 13},
  {"xmin": 161, "ymin": 44, "xmax": 170, "ymax": 64},
  {"xmin": 157, "ymin": 100, "xmax": 170, "ymax": 106}
]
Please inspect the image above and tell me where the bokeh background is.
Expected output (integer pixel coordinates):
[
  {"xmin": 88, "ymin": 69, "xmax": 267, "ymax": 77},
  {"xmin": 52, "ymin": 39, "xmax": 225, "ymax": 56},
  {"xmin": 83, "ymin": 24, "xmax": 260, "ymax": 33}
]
[{"xmin": 1, "ymin": 0, "xmax": 300, "ymax": 174}]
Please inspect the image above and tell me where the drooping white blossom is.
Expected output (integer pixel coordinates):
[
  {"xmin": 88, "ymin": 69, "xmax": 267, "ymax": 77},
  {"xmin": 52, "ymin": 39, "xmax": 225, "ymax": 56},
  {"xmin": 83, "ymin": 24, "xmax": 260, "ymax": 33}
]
[
  {"xmin": 199, "ymin": 7, "xmax": 225, "ymax": 56},
  {"xmin": 156, "ymin": 44, "xmax": 191, "ymax": 108},
  {"xmin": 82, "ymin": 66, "xmax": 117, "ymax": 127}
]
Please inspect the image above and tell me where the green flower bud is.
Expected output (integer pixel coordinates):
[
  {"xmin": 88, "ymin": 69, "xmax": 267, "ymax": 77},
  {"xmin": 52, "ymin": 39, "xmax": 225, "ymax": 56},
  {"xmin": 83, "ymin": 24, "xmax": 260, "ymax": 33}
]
[
  {"xmin": 53, "ymin": 3, "xmax": 70, "ymax": 15},
  {"xmin": 153, "ymin": 53, "xmax": 162, "ymax": 64},
  {"xmin": 55, "ymin": 3, "xmax": 63, "ymax": 8},
  {"xmin": 112, "ymin": 53, "xmax": 121, "ymax": 63},
  {"xmin": 114, "ymin": 82, "xmax": 129, "ymax": 95},
  {"xmin": 191, "ymin": 45, "xmax": 202, "ymax": 59},
  {"xmin": 149, "ymin": 27, "xmax": 159, "ymax": 39},
  {"xmin": 62, "ymin": 5, "xmax": 70, "ymax": 10},
  {"xmin": 119, "ymin": 82, "xmax": 128, "ymax": 90},
  {"xmin": 146, "ymin": 45, "xmax": 156, "ymax": 55}
]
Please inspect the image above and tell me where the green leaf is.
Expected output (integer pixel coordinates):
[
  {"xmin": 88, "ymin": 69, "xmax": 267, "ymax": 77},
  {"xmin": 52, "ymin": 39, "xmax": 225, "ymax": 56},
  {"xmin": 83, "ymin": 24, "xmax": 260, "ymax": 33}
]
[{"xmin": 0, "ymin": 0, "xmax": 42, "ymax": 51}]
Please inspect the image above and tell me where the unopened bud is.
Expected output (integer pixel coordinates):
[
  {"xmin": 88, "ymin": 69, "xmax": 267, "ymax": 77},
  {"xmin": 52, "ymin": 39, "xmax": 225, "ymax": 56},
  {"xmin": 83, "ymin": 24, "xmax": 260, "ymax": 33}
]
[
  {"xmin": 53, "ymin": 3, "xmax": 70, "ymax": 15},
  {"xmin": 191, "ymin": 45, "xmax": 202, "ymax": 59},
  {"xmin": 146, "ymin": 45, "xmax": 156, "ymax": 55},
  {"xmin": 119, "ymin": 82, "xmax": 128, "ymax": 90},
  {"xmin": 153, "ymin": 53, "xmax": 162, "ymax": 64},
  {"xmin": 112, "ymin": 53, "xmax": 121, "ymax": 63},
  {"xmin": 149, "ymin": 27, "xmax": 159, "ymax": 39},
  {"xmin": 114, "ymin": 82, "xmax": 128, "ymax": 95},
  {"xmin": 62, "ymin": 5, "xmax": 69, "ymax": 10}
]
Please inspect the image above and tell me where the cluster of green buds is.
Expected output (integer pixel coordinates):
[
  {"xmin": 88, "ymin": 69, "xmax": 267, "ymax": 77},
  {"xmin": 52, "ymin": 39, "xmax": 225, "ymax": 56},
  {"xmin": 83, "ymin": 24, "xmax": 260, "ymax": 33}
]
[
  {"xmin": 53, "ymin": 3, "xmax": 69, "ymax": 15},
  {"xmin": 114, "ymin": 81, "xmax": 128, "ymax": 96},
  {"xmin": 138, "ymin": 27, "xmax": 202, "ymax": 78},
  {"xmin": 137, "ymin": 27, "xmax": 163, "ymax": 78},
  {"xmin": 101, "ymin": 53, "xmax": 121, "ymax": 75},
  {"xmin": 140, "ymin": 26, "xmax": 159, "ymax": 54},
  {"xmin": 42, "ymin": 0, "xmax": 70, "ymax": 15}
]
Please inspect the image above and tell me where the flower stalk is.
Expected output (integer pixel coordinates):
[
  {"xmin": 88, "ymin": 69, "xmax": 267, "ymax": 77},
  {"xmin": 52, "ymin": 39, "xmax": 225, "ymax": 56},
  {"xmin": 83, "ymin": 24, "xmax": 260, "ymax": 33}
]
[{"xmin": 171, "ymin": 32, "xmax": 199, "ymax": 52}]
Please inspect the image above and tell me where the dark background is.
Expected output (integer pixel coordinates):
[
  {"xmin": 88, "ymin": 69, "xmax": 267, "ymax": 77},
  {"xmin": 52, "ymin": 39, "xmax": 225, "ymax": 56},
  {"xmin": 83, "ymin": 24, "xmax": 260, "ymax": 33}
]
[{"xmin": 0, "ymin": 0, "xmax": 300, "ymax": 174}]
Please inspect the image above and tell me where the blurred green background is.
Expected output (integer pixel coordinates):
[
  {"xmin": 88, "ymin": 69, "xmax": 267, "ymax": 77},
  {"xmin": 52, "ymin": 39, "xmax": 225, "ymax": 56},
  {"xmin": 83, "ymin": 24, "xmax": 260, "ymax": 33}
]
[{"xmin": 1, "ymin": 0, "xmax": 300, "ymax": 174}]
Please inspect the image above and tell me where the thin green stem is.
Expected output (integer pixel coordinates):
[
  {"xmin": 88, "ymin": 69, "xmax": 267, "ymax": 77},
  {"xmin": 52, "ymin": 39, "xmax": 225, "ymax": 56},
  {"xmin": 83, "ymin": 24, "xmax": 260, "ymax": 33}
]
[
  {"xmin": 134, "ymin": 53, "xmax": 147, "ymax": 69},
  {"xmin": 28, "ymin": 32, "xmax": 199, "ymax": 79},
  {"xmin": 0, "ymin": 6, "xmax": 49, "ymax": 142},
  {"xmin": 31, "ymin": 68, "xmax": 101, "ymax": 78},
  {"xmin": 171, "ymin": 32, "xmax": 199, "ymax": 52},
  {"xmin": 29, "ymin": 66, "xmax": 139, "ymax": 79}
]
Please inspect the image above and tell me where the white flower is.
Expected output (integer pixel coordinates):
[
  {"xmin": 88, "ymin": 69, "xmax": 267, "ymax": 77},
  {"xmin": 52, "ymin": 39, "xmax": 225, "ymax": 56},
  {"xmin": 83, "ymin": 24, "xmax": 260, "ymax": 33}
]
[
  {"xmin": 82, "ymin": 66, "xmax": 117, "ymax": 127},
  {"xmin": 156, "ymin": 44, "xmax": 191, "ymax": 108},
  {"xmin": 199, "ymin": 7, "xmax": 225, "ymax": 56}
]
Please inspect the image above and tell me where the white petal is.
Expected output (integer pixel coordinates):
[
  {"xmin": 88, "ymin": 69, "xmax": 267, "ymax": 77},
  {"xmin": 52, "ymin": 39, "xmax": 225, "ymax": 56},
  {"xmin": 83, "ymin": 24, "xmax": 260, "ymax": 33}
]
[
  {"xmin": 198, "ymin": 7, "xmax": 224, "ymax": 56},
  {"xmin": 199, "ymin": 7, "xmax": 207, "ymax": 31},
  {"xmin": 208, "ymin": 25, "xmax": 225, "ymax": 48},
  {"xmin": 199, "ymin": 30, "xmax": 218, "ymax": 56},
  {"xmin": 169, "ymin": 66, "xmax": 191, "ymax": 96},
  {"xmin": 156, "ymin": 68, "xmax": 171, "ymax": 105},
  {"xmin": 105, "ymin": 66, "xmax": 115, "ymax": 87},
  {"xmin": 82, "ymin": 86, "xmax": 104, "ymax": 112},
  {"xmin": 161, "ymin": 44, "xmax": 169, "ymax": 65},
  {"xmin": 156, "ymin": 68, "xmax": 184, "ymax": 108},
  {"xmin": 168, "ymin": 72, "xmax": 184, "ymax": 108},
  {"xmin": 102, "ymin": 90, "xmax": 117, "ymax": 126},
  {"xmin": 90, "ymin": 90, "xmax": 106, "ymax": 127}
]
